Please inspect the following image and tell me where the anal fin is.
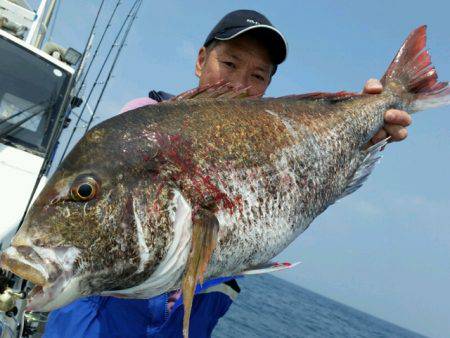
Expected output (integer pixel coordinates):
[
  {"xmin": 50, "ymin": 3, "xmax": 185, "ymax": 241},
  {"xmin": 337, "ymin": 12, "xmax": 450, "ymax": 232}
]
[
  {"xmin": 240, "ymin": 261, "xmax": 301, "ymax": 275},
  {"xmin": 181, "ymin": 208, "xmax": 219, "ymax": 338},
  {"xmin": 338, "ymin": 137, "xmax": 390, "ymax": 200}
]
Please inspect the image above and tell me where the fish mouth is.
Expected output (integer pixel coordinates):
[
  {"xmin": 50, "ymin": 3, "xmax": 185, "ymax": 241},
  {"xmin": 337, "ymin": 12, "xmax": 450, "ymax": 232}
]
[
  {"xmin": 1, "ymin": 247, "xmax": 47, "ymax": 286},
  {"xmin": 0, "ymin": 245, "xmax": 80, "ymax": 311}
]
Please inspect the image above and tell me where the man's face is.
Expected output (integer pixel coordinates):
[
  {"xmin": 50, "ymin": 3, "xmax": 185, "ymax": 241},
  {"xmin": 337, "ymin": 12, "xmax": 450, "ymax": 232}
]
[{"xmin": 195, "ymin": 34, "xmax": 274, "ymax": 97}]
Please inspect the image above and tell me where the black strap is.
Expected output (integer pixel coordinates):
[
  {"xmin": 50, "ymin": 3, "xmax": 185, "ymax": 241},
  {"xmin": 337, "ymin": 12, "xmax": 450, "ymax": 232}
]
[
  {"xmin": 224, "ymin": 279, "xmax": 241, "ymax": 293},
  {"xmin": 148, "ymin": 90, "xmax": 174, "ymax": 102}
]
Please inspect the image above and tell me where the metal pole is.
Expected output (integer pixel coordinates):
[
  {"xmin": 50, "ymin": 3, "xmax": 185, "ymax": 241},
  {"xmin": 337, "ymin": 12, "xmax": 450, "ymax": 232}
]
[
  {"xmin": 35, "ymin": 0, "xmax": 58, "ymax": 48},
  {"xmin": 25, "ymin": 0, "xmax": 48, "ymax": 46}
]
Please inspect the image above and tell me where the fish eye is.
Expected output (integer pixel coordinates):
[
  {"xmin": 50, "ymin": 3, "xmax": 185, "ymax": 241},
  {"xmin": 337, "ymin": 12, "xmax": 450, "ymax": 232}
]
[
  {"xmin": 78, "ymin": 184, "xmax": 93, "ymax": 198},
  {"xmin": 70, "ymin": 175, "xmax": 100, "ymax": 202}
]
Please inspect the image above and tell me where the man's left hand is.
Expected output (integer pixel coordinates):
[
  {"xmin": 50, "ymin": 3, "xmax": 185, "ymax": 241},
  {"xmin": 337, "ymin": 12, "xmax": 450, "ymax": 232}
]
[{"xmin": 363, "ymin": 78, "xmax": 412, "ymax": 146}]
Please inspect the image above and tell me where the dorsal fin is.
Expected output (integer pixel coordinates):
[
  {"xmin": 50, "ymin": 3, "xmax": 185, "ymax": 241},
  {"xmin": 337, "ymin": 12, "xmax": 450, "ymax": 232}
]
[
  {"xmin": 278, "ymin": 91, "xmax": 361, "ymax": 103},
  {"xmin": 338, "ymin": 137, "xmax": 389, "ymax": 201},
  {"xmin": 170, "ymin": 81, "xmax": 257, "ymax": 101},
  {"xmin": 171, "ymin": 83, "xmax": 361, "ymax": 103}
]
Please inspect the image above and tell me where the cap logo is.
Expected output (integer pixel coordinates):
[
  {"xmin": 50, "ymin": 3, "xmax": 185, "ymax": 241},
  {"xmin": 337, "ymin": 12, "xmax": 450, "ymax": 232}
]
[{"xmin": 246, "ymin": 19, "xmax": 259, "ymax": 25}]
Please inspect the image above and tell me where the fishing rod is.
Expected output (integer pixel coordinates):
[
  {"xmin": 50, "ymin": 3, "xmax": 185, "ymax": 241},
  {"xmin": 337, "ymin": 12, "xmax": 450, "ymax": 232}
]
[
  {"xmin": 67, "ymin": 110, "xmax": 89, "ymax": 124},
  {"xmin": 58, "ymin": 0, "xmax": 122, "ymax": 148},
  {"xmin": 52, "ymin": 0, "xmax": 109, "ymax": 163},
  {"xmin": 72, "ymin": 0, "xmax": 122, "ymax": 105},
  {"xmin": 84, "ymin": 0, "xmax": 143, "ymax": 133},
  {"xmin": 74, "ymin": 0, "xmax": 107, "ymax": 83},
  {"xmin": 46, "ymin": 0, "xmax": 108, "ymax": 167},
  {"xmin": 55, "ymin": 0, "xmax": 121, "ymax": 163},
  {"xmin": 58, "ymin": 0, "xmax": 139, "ymax": 163}
]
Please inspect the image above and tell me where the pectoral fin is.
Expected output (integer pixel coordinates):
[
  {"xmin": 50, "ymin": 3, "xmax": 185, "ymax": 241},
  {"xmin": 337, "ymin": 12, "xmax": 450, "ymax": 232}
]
[{"xmin": 181, "ymin": 208, "xmax": 219, "ymax": 338}]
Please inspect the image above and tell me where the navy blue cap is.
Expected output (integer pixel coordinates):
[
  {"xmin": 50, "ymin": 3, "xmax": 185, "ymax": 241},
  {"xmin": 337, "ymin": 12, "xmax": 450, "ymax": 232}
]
[{"xmin": 204, "ymin": 10, "xmax": 288, "ymax": 66}]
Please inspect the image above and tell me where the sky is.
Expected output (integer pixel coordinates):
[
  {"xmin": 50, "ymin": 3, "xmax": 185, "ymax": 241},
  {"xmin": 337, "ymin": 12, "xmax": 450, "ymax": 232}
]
[{"xmin": 33, "ymin": 1, "xmax": 450, "ymax": 337}]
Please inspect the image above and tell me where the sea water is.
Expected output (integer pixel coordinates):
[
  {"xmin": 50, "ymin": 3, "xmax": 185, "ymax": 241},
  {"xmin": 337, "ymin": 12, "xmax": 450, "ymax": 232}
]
[{"xmin": 213, "ymin": 275, "xmax": 426, "ymax": 338}]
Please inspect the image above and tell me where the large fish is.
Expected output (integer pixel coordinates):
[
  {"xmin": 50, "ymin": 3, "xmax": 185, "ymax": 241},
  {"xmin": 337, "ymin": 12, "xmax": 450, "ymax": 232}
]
[{"xmin": 1, "ymin": 26, "xmax": 449, "ymax": 337}]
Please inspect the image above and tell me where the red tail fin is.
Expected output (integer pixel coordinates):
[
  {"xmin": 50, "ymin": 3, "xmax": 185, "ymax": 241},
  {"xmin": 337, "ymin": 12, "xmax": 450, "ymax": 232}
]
[{"xmin": 381, "ymin": 25, "xmax": 450, "ymax": 112}]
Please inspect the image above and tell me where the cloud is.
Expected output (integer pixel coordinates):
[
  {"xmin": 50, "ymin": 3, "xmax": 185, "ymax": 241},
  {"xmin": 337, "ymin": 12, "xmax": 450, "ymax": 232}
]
[
  {"xmin": 390, "ymin": 193, "xmax": 446, "ymax": 215},
  {"xmin": 351, "ymin": 199, "xmax": 383, "ymax": 216},
  {"xmin": 176, "ymin": 40, "xmax": 197, "ymax": 60}
]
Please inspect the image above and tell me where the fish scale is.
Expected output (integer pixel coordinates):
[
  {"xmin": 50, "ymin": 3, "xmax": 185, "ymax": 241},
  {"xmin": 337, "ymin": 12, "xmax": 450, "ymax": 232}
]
[{"xmin": 201, "ymin": 98, "xmax": 385, "ymax": 276}]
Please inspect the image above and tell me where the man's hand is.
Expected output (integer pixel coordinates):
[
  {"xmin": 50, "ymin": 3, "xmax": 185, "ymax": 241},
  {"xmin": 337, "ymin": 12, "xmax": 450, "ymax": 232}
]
[{"xmin": 363, "ymin": 78, "xmax": 412, "ymax": 146}]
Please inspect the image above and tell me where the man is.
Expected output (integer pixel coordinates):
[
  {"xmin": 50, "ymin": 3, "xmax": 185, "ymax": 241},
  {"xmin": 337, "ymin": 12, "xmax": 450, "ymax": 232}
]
[{"xmin": 43, "ymin": 9, "xmax": 411, "ymax": 338}]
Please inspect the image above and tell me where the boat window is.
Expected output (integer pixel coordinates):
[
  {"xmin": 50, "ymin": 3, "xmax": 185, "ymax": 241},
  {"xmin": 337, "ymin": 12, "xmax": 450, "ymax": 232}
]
[{"xmin": 0, "ymin": 35, "xmax": 71, "ymax": 155}]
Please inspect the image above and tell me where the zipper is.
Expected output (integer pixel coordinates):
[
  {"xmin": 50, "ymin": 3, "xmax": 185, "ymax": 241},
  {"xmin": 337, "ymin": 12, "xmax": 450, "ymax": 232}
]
[{"xmin": 163, "ymin": 292, "xmax": 169, "ymax": 321}]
